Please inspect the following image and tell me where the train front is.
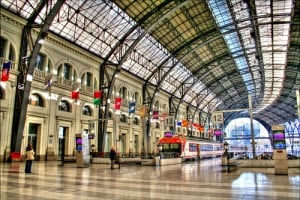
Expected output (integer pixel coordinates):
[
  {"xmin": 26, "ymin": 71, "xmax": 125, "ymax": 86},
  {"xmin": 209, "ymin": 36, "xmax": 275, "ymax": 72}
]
[{"xmin": 158, "ymin": 135, "xmax": 186, "ymax": 159}]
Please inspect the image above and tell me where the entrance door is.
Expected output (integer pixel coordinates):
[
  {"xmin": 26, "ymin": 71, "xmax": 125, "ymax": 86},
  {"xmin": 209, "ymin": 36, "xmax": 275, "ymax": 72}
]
[
  {"xmin": 58, "ymin": 127, "xmax": 68, "ymax": 160},
  {"xmin": 105, "ymin": 132, "xmax": 112, "ymax": 152},
  {"xmin": 28, "ymin": 123, "xmax": 39, "ymax": 154},
  {"xmin": 120, "ymin": 134, "xmax": 126, "ymax": 154}
]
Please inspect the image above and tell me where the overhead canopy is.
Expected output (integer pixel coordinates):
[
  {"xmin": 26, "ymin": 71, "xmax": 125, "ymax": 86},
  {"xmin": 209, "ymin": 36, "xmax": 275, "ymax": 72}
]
[{"xmin": 1, "ymin": 0, "xmax": 299, "ymax": 128}]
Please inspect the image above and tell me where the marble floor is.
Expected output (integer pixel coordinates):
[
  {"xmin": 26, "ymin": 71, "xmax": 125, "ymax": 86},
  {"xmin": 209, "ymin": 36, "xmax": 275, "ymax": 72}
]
[{"xmin": 0, "ymin": 158, "xmax": 299, "ymax": 200}]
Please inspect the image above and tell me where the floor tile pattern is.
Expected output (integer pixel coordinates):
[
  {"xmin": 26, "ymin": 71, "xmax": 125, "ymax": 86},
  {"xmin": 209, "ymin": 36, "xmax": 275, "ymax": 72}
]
[{"xmin": 1, "ymin": 159, "xmax": 299, "ymax": 200}]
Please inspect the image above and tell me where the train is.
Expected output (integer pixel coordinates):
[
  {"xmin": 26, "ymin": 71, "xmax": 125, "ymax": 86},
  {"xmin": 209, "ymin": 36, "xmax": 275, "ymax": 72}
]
[{"xmin": 158, "ymin": 135, "xmax": 224, "ymax": 161}]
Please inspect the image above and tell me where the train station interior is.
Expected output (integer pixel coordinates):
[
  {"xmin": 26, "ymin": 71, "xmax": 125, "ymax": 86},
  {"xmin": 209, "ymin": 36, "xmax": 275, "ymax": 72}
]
[{"xmin": 0, "ymin": 0, "xmax": 299, "ymax": 199}]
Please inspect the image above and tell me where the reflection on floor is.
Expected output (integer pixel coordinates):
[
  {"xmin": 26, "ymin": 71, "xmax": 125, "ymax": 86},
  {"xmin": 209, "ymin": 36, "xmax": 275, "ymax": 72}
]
[{"xmin": 1, "ymin": 158, "xmax": 299, "ymax": 200}]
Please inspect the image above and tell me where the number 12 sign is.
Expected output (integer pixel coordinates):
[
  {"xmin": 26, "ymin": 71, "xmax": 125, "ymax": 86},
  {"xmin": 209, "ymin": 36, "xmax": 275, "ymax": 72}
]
[{"xmin": 212, "ymin": 111, "xmax": 223, "ymax": 125}]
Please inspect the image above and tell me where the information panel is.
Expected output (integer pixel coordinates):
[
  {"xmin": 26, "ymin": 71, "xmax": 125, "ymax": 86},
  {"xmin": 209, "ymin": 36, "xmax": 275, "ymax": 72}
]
[{"xmin": 271, "ymin": 125, "xmax": 288, "ymax": 175}]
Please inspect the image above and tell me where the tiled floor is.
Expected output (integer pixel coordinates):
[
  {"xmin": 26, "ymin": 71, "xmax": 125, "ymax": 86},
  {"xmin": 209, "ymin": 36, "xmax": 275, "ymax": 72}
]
[{"xmin": 0, "ymin": 158, "xmax": 299, "ymax": 200}]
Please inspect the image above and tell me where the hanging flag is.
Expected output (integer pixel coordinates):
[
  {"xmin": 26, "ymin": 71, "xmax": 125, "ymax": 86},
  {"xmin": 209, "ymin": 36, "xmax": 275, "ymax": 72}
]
[
  {"xmin": 129, "ymin": 102, "xmax": 136, "ymax": 114},
  {"xmin": 182, "ymin": 119, "xmax": 188, "ymax": 127},
  {"xmin": 115, "ymin": 97, "xmax": 122, "ymax": 110},
  {"xmin": 153, "ymin": 110, "xmax": 159, "ymax": 119},
  {"xmin": 1, "ymin": 61, "xmax": 11, "ymax": 81},
  {"xmin": 44, "ymin": 74, "xmax": 53, "ymax": 89},
  {"xmin": 139, "ymin": 105, "xmax": 148, "ymax": 117},
  {"xmin": 93, "ymin": 90, "xmax": 103, "ymax": 105},
  {"xmin": 176, "ymin": 121, "xmax": 182, "ymax": 126},
  {"xmin": 71, "ymin": 89, "xmax": 80, "ymax": 99},
  {"xmin": 71, "ymin": 83, "xmax": 80, "ymax": 100}
]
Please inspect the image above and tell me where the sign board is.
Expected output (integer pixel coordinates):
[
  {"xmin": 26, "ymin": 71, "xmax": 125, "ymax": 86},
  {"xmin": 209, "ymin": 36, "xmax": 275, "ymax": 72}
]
[{"xmin": 212, "ymin": 111, "xmax": 223, "ymax": 125}]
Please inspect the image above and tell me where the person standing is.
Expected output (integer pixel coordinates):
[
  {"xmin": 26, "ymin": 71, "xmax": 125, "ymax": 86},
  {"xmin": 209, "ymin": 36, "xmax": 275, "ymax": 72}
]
[
  {"xmin": 109, "ymin": 146, "xmax": 117, "ymax": 169},
  {"xmin": 25, "ymin": 144, "xmax": 35, "ymax": 173}
]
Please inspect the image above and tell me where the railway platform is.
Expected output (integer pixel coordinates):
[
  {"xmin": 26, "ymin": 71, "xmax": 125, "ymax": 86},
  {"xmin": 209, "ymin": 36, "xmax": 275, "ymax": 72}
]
[{"xmin": 1, "ymin": 158, "xmax": 299, "ymax": 199}]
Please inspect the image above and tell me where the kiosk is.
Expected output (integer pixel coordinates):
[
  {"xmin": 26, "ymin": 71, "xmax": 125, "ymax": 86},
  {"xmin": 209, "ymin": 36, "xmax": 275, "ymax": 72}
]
[
  {"xmin": 75, "ymin": 133, "xmax": 90, "ymax": 168},
  {"xmin": 271, "ymin": 125, "xmax": 288, "ymax": 175}
]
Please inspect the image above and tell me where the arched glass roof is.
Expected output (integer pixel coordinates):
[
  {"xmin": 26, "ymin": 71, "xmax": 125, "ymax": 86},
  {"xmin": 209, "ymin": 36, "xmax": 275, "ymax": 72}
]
[{"xmin": 1, "ymin": 0, "xmax": 299, "ymax": 128}]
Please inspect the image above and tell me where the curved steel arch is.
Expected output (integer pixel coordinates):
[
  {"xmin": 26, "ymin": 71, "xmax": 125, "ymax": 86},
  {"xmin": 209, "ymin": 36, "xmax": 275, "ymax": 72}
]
[
  {"xmin": 186, "ymin": 68, "xmax": 290, "ymax": 126},
  {"xmin": 97, "ymin": 0, "xmax": 190, "ymax": 152}
]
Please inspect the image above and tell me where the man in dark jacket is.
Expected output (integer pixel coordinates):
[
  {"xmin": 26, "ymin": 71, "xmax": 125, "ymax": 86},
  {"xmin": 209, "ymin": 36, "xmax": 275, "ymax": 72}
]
[{"xmin": 109, "ymin": 147, "xmax": 117, "ymax": 169}]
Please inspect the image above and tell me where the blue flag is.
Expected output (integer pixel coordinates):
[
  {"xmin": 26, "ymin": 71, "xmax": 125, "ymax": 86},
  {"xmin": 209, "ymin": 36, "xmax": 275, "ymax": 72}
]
[{"xmin": 129, "ymin": 102, "xmax": 136, "ymax": 114}]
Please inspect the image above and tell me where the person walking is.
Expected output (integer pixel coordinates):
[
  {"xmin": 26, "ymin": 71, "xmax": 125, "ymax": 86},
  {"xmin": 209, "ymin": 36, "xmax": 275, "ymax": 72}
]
[
  {"xmin": 109, "ymin": 146, "xmax": 117, "ymax": 169},
  {"xmin": 25, "ymin": 144, "xmax": 35, "ymax": 173}
]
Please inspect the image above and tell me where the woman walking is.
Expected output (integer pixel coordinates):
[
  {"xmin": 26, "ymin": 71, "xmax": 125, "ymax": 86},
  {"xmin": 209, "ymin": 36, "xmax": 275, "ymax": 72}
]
[
  {"xmin": 25, "ymin": 144, "xmax": 35, "ymax": 173},
  {"xmin": 109, "ymin": 146, "xmax": 117, "ymax": 169}
]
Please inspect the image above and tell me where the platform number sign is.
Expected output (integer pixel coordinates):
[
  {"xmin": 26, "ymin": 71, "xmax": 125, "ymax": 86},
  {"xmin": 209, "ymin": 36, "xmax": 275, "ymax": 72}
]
[{"xmin": 212, "ymin": 111, "xmax": 223, "ymax": 125}]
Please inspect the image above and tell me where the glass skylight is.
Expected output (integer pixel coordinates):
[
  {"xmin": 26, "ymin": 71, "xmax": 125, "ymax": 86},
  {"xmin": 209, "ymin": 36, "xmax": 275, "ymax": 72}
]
[
  {"xmin": 208, "ymin": 0, "xmax": 255, "ymax": 95},
  {"xmin": 208, "ymin": 0, "xmax": 292, "ymax": 115}
]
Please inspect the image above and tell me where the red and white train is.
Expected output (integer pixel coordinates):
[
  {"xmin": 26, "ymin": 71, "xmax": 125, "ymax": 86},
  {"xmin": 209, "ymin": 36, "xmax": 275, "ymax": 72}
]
[{"xmin": 158, "ymin": 135, "xmax": 223, "ymax": 161}]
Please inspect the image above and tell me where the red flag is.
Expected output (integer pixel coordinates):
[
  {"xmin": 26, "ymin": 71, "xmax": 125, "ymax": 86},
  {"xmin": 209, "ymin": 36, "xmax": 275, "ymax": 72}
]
[
  {"xmin": 93, "ymin": 90, "xmax": 103, "ymax": 105},
  {"xmin": 94, "ymin": 90, "xmax": 103, "ymax": 98},
  {"xmin": 153, "ymin": 111, "xmax": 159, "ymax": 119},
  {"xmin": 115, "ymin": 97, "xmax": 122, "ymax": 110},
  {"xmin": 1, "ymin": 62, "xmax": 11, "ymax": 81},
  {"xmin": 71, "ymin": 90, "xmax": 80, "ymax": 99}
]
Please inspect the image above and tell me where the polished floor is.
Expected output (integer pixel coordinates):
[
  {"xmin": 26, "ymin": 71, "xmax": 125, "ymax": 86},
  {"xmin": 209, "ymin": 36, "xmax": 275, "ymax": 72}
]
[{"xmin": 0, "ymin": 158, "xmax": 299, "ymax": 200}]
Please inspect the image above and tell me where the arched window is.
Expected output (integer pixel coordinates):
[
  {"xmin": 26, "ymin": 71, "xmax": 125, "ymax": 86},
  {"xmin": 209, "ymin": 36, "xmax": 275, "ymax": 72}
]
[
  {"xmin": 119, "ymin": 86, "xmax": 127, "ymax": 99},
  {"xmin": 58, "ymin": 100, "xmax": 71, "ymax": 112},
  {"xmin": 57, "ymin": 63, "xmax": 77, "ymax": 81},
  {"xmin": 29, "ymin": 93, "xmax": 44, "ymax": 107},
  {"xmin": 0, "ymin": 37, "xmax": 16, "ymax": 61},
  {"xmin": 120, "ymin": 114, "xmax": 127, "ymax": 123},
  {"xmin": 133, "ymin": 117, "xmax": 139, "ymax": 125},
  {"xmin": 81, "ymin": 72, "xmax": 93, "ymax": 87},
  {"xmin": 132, "ymin": 91, "xmax": 140, "ymax": 105},
  {"xmin": 82, "ymin": 105, "xmax": 92, "ymax": 116},
  {"xmin": 34, "ymin": 54, "xmax": 45, "ymax": 71}
]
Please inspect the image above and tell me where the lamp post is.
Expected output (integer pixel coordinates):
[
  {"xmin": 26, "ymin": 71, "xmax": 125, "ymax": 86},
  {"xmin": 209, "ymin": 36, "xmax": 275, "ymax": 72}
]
[
  {"xmin": 154, "ymin": 143, "xmax": 163, "ymax": 166},
  {"xmin": 222, "ymin": 141, "xmax": 229, "ymax": 165},
  {"xmin": 157, "ymin": 144, "xmax": 163, "ymax": 158}
]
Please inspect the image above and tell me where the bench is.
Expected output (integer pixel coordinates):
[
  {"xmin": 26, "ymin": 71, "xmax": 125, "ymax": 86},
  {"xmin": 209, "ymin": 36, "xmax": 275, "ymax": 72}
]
[
  {"xmin": 115, "ymin": 158, "xmax": 145, "ymax": 169},
  {"xmin": 221, "ymin": 161, "xmax": 239, "ymax": 172}
]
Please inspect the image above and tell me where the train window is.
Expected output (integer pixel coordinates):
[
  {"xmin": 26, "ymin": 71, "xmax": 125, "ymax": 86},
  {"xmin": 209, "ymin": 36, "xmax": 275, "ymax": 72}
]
[
  {"xmin": 170, "ymin": 144, "xmax": 179, "ymax": 151},
  {"xmin": 201, "ymin": 144, "xmax": 213, "ymax": 151},
  {"xmin": 162, "ymin": 143, "xmax": 180, "ymax": 152},
  {"xmin": 162, "ymin": 143, "xmax": 169, "ymax": 150},
  {"xmin": 189, "ymin": 143, "xmax": 197, "ymax": 152}
]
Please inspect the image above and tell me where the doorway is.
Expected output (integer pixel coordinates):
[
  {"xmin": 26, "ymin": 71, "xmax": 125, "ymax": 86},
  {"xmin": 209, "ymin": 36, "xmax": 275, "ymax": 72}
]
[
  {"xmin": 58, "ymin": 126, "xmax": 68, "ymax": 160},
  {"xmin": 28, "ymin": 123, "xmax": 39, "ymax": 155},
  {"xmin": 120, "ymin": 134, "xmax": 126, "ymax": 154}
]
